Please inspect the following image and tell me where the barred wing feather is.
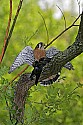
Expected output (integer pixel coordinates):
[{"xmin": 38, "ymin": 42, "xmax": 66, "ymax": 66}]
[
  {"xmin": 46, "ymin": 47, "xmax": 59, "ymax": 58},
  {"xmin": 8, "ymin": 46, "xmax": 35, "ymax": 73},
  {"xmin": 46, "ymin": 47, "xmax": 74, "ymax": 70}
]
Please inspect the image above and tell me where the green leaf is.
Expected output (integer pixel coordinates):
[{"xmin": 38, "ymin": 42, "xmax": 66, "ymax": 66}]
[{"xmin": 0, "ymin": 66, "xmax": 8, "ymax": 78}]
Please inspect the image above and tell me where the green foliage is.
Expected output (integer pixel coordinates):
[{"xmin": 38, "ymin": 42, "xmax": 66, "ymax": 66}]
[
  {"xmin": 0, "ymin": 66, "xmax": 8, "ymax": 78},
  {"xmin": 0, "ymin": 0, "xmax": 83, "ymax": 125},
  {"xmin": 24, "ymin": 82, "xmax": 83, "ymax": 125}
]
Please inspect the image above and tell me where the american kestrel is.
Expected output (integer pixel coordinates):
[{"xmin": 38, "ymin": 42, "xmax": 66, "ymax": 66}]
[{"xmin": 8, "ymin": 42, "xmax": 74, "ymax": 85}]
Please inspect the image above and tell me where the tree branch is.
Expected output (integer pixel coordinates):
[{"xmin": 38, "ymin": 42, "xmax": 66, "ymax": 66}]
[
  {"xmin": 0, "ymin": 0, "xmax": 12, "ymax": 63},
  {"xmin": 45, "ymin": 13, "xmax": 81, "ymax": 49},
  {"xmin": 0, "ymin": 0, "xmax": 23, "ymax": 63},
  {"xmin": 40, "ymin": 11, "xmax": 83, "ymax": 80}
]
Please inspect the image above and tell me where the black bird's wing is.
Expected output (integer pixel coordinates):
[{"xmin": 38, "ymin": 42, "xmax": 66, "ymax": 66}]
[{"xmin": 8, "ymin": 46, "xmax": 35, "ymax": 73}]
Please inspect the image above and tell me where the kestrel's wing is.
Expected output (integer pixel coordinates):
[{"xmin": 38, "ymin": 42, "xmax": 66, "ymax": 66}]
[
  {"xmin": 46, "ymin": 47, "xmax": 60, "ymax": 58},
  {"xmin": 8, "ymin": 46, "xmax": 35, "ymax": 73},
  {"xmin": 46, "ymin": 47, "xmax": 74, "ymax": 70}
]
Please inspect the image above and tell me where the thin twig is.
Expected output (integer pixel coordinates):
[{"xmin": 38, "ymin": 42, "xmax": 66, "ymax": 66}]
[
  {"xmin": 68, "ymin": 86, "xmax": 79, "ymax": 97},
  {"xmin": 26, "ymin": 26, "xmax": 41, "ymax": 44},
  {"xmin": 56, "ymin": 5, "xmax": 66, "ymax": 29},
  {"xmin": 4, "ymin": 65, "xmax": 29, "ymax": 90},
  {"xmin": 0, "ymin": 0, "xmax": 12, "ymax": 63},
  {"xmin": 6, "ymin": 0, "xmax": 23, "ymax": 49},
  {"xmin": 73, "ymin": 24, "xmax": 80, "ymax": 26},
  {"xmin": 0, "ymin": 0, "xmax": 24, "ymax": 64},
  {"xmin": 4, "ymin": 94, "xmax": 13, "ymax": 124},
  {"xmin": 38, "ymin": 11, "xmax": 49, "ymax": 45},
  {"xmin": 10, "ymin": 65, "xmax": 29, "ymax": 83},
  {"xmin": 45, "ymin": 14, "xmax": 81, "ymax": 49}
]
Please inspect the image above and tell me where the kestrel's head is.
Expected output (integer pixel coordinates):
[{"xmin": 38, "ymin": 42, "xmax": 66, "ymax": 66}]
[{"xmin": 35, "ymin": 42, "xmax": 45, "ymax": 49}]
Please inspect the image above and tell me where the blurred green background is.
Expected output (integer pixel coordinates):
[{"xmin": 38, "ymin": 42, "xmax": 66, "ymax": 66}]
[{"xmin": 0, "ymin": 0, "xmax": 83, "ymax": 125}]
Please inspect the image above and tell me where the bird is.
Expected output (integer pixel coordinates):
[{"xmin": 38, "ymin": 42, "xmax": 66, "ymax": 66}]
[
  {"xmin": 8, "ymin": 42, "xmax": 45, "ymax": 73},
  {"xmin": 8, "ymin": 42, "xmax": 74, "ymax": 86}
]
